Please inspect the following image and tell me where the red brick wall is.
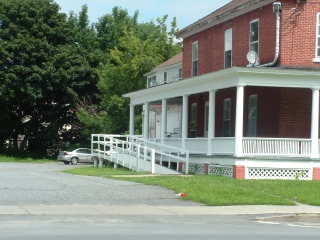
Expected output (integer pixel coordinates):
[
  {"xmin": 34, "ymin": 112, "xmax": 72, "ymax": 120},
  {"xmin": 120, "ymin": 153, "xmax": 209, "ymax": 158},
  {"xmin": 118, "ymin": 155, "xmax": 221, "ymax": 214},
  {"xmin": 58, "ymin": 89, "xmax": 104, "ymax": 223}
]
[
  {"xmin": 182, "ymin": 5, "xmax": 276, "ymax": 78},
  {"xmin": 182, "ymin": 1, "xmax": 320, "ymax": 79},
  {"xmin": 244, "ymin": 87, "xmax": 281, "ymax": 137},
  {"xmin": 280, "ymin": 1, "xmax": 320, "ymax": 68},
  {"xmin": 205, "ymin": 87, "xmax": 311, "ymax": 138},
  {"xmin": 278, "ymin": 88, "xmax": 311, "ymax": 138}
]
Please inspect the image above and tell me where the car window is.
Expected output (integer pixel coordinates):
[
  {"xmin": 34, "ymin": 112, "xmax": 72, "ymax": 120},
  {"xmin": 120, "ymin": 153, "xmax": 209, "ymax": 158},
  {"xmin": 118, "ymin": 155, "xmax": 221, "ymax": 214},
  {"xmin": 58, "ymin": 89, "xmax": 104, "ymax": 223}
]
[{"xmin": 77, "ymin": 149, "xmax": 91, "ymax": 154}]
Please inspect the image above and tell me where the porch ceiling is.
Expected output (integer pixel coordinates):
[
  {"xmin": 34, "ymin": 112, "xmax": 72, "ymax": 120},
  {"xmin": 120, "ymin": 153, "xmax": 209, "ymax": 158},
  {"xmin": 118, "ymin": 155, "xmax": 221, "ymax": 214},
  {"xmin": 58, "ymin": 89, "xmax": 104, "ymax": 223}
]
[{"xmin": 123, "ymin": 67, "xmax": 320, "ymax": 105}]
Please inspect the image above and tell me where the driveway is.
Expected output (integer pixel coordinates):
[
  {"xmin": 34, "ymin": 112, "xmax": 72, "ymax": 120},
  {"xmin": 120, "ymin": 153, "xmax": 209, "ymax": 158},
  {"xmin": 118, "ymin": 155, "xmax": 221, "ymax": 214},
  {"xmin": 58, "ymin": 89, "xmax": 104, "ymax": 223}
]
[{"xmin": 0, "ymin": 162, "xmax": 201, "ymax": 207}]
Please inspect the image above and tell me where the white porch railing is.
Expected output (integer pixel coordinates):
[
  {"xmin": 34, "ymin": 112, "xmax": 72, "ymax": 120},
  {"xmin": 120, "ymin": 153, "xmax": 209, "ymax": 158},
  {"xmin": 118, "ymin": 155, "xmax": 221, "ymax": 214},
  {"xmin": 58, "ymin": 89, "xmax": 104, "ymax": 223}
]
[
  {"xmin": 160, "ymin": 137, "xmax": 314, "ymax": 158},
  {"xmin": 91, "ymin": 134, "xmax": 189, "ymax": 174},
  {"xmin": 242, "ymin": 137, "xmax": 312, "ymax": 157}
]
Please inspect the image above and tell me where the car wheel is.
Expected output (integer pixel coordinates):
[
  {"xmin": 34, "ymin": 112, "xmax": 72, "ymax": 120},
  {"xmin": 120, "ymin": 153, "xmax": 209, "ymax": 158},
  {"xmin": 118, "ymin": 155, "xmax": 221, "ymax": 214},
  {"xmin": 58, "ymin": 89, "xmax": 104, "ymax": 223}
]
[
  {"xmin": 70, "ymin": 157, "xmax": 78, "ymax": 165},
  {"xmin": 63, "ymin": 161, "xmax": 70, "ymax": 165}
]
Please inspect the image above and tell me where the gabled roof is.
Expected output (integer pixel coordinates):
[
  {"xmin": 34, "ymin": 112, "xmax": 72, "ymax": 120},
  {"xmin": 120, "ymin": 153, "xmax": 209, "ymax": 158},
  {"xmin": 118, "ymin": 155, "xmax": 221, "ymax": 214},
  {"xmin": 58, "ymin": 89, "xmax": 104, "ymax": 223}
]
[
  {"xmin": 155, "ymin": 52, "xmax": 182, "ymax": 69},
  {"xmin": 145, "ymin": 52, "xmax": 182, "ymax": 76},
  {"xmin": 177, "ymin": 0, "xmax": 274, "ymax": 38}
]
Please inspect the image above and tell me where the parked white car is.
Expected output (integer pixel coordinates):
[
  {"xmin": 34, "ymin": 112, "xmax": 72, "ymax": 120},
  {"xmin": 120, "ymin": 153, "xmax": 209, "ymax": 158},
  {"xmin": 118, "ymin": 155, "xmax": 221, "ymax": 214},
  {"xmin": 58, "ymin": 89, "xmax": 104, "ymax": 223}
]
[{"xmin": 57, "ymin": 148, "xmax": 93, "ymax": 165}]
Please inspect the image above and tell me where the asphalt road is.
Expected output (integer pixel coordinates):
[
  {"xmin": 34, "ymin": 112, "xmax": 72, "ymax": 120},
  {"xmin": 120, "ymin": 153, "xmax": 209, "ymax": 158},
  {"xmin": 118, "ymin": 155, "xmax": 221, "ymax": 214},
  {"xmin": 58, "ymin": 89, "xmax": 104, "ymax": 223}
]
[{"xmin": 1, "ymin": 162, "xmax": 320, "ymax": 240}]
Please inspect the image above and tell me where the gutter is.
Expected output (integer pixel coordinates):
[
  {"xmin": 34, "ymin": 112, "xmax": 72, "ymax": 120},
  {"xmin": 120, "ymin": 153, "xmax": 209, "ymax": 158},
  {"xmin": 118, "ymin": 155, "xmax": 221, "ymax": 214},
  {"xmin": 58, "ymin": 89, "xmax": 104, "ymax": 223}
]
[{"xmin": 258, "ymin": 2, "xmax": 282, "ymax": 67}]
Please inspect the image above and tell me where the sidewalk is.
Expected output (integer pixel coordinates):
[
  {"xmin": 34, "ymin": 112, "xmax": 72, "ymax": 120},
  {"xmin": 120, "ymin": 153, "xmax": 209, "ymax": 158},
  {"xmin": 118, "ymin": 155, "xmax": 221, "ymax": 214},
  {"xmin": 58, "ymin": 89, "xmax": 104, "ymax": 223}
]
[{"xmin": 1, "ymin": 204, "xmax": 320, "ymax": 216}]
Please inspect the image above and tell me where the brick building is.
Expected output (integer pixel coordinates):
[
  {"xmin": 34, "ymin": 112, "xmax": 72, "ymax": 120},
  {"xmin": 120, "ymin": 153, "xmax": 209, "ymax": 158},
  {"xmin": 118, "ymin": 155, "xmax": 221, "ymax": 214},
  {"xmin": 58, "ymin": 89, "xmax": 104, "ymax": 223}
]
[{"xmin": 95, "ymin": 0, "xmax": 320, "ymax": 179}]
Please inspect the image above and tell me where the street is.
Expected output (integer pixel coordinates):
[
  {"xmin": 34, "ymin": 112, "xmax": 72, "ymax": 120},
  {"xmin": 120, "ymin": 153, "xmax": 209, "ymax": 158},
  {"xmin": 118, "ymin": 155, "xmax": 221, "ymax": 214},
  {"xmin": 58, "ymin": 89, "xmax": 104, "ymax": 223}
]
[{"xmin": 1, "ymin": 162, "xmax": 320, "ymax": 240}]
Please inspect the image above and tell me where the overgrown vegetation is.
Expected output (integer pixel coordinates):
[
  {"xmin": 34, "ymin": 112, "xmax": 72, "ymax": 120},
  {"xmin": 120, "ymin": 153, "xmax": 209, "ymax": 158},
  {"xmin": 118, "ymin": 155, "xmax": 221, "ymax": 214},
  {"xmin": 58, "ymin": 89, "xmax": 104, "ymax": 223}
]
[
  {"xmin": 64, "ymin": 166, "xmax": 320, "ymax": 206},
  {"xmin": 0, "ymin": 155, "xmax": 50, "ymax": 163}
]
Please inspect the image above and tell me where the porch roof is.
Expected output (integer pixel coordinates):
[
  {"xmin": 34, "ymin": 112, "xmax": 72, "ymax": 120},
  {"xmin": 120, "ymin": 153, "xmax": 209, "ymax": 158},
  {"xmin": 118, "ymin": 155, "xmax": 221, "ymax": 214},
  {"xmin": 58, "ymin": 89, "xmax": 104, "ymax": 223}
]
[{"xmin": 123, "ymin": 67, "xmax": 320, "ymax": 105}]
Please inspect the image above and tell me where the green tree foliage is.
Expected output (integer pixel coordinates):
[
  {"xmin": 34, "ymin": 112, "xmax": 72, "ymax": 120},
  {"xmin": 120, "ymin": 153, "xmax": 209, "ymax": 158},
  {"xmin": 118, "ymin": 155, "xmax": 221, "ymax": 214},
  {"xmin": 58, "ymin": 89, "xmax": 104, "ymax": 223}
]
[
  {"xmin": 0, "ymin": 1, "xmax": 181, "ymax": 156},
  {"xmin": 94, "ymin": 12, "xmax": 181, "ymax": 134},
  {"xmin": 0, "ymin": 0, "xmax": 99, "ymax": 156},
  {"xmin": 95, "ymin": 7, "xmax": 139, "ymax": 53}
]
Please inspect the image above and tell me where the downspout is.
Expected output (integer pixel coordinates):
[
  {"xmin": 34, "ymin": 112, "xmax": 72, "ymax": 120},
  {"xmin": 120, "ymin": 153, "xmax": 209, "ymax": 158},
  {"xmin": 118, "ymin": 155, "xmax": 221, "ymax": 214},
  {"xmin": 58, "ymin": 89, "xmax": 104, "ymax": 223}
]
[{"xmin": 258, "ymin": 2, "xmax": 282, "ymax": 67}]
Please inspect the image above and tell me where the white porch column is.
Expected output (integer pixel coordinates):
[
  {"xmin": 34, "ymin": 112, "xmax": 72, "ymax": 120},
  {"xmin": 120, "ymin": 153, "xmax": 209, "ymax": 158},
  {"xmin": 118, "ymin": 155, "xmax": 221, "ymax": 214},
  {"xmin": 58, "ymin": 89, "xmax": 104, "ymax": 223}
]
[
  {"xmin": 207, "ymin": 90, "xmax": 216, "ymax": 155},
  {"xmin": 129, "ymin": 104, "xmax": 135, "ymax": 136},
  {"xmin": 182, "ymin": 95, "xmax": 189, "ymax": 151},
  {"xmin": 161, "ymin": 99, "xmax": 167, "ymax": 141},
  {"xmin": 311, "ymin": 89, "xmax": 319, "ymax": 158},
  {"xmin": 235, "ymin": 85, "xmax": 244, "ymax": 157},
  {"xmin": 143, "ymin": 102, "xmax": 150, "ymax": 139}
]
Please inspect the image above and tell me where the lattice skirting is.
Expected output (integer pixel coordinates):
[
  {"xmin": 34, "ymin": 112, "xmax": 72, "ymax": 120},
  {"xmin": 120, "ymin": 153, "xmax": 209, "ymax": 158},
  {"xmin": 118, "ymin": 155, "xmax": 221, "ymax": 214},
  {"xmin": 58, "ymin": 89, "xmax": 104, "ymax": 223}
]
[
  {"xmin": 247, "ymin": 167, "xmax": 311, "ymax": 180},
  {"xmin": 188, "ymin": 163, "xmax": 314, "ymax": 180},
  {"xmin": 188, "ymin": 164, "xmax": 205, "ymax": 175},
  {"xmin": 209, "ymin": 165, "xmax": 233, "ymax": 177},
  {"xmin": 188, "ymin": 164, "xmax": 233, "ymax": 177}
]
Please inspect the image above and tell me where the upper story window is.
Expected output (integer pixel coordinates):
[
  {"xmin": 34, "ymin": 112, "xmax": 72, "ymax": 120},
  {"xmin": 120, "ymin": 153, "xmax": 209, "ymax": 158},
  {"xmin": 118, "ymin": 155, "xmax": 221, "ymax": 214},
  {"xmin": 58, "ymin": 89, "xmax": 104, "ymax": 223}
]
[
  {"xmin": 178, "ymin": 68, "xmax": 182, "ymax": 80},
  {"xmin": 224, "ymin": 28, "xmax": 232, "ymax": 68},
  {"xmin": 249, "ymin": 19, "xmax": 259, "ymax": 54},
  {"xmin": 148, "ymin": 76, "xmax": 156, "ymax": 88},
  {"xmin": 314, "ymin": 13, "xmax": 320, "ymax": 62},
  {"xmin": 164, "ymin": 72, "xmax": 167, "ymax": 84},
  {"xmin": 192, "ymin": 41, "xmax": 198, "ymax": 76}
]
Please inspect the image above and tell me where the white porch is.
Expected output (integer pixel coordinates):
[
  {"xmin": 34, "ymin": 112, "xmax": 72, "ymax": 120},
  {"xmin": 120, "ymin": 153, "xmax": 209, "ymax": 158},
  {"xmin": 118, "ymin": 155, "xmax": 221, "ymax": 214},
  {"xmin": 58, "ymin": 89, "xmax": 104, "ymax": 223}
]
[
  {"xmin": 121, "ymin": 67, "xmax": 320, "ymax": 179},
  {"xmin": 124, "ymin": 67, "xmax": 320, "ymax": 159}
]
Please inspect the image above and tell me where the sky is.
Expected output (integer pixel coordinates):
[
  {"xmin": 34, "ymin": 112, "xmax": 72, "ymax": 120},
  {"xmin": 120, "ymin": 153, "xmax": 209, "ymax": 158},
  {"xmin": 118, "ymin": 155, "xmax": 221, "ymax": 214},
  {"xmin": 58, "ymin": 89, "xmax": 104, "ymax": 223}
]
[{"xmin": 54, "ymin": 0, "xmax": 230, "ymax": 29}]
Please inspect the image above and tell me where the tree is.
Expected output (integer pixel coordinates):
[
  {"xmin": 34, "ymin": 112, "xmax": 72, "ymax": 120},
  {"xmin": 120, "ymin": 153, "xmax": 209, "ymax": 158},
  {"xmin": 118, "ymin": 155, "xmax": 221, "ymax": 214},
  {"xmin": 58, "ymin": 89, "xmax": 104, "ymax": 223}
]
[
  {"xmin": 95, "ymin": 7, "xmax": 139, "ymax": 53},
  {"xmin": 0, "ymin": 0, "xmax": 99, "ymax": 156},
  {"xmin": 93, "ymin": 15, "xmax": 181, "ymax": 134}
]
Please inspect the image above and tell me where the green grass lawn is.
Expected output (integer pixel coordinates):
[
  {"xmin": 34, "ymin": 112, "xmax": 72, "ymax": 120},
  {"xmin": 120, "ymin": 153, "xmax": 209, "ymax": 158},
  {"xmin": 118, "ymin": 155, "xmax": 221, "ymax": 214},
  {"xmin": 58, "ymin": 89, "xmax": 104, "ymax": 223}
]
[{"xmin": 64, "ymin": 166, "xmax": 320, "ymax": 206}]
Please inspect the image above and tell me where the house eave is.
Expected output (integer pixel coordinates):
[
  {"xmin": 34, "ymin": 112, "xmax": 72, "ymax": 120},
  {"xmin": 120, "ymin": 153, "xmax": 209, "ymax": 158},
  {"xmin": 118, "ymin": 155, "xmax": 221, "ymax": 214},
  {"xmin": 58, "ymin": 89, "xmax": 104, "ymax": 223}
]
[
  {"xmin": 124, "ymin": 67, "xmax": 320, "ymax": 105},
  {"xmin": 176, "ymin": 0, "xmax": 274, "ymax": 39},
  {"xmin": 144, "ymin": 62, "xmax": 182, "ymax": 77}
]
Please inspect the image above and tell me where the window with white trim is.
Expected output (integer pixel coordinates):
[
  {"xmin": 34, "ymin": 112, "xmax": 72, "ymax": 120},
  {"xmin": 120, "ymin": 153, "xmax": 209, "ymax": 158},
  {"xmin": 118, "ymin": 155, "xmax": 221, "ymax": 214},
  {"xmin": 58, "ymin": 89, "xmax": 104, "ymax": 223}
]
[
  {"xmin": 249, "ymin": 20, "xmax": 259, "ymax": 54},
  {"xmin": 223, "ymin": 98, "xmax": 231, "ymax": 137},
  {"xmin": 315, "ymin": 13, "xmax": 320, "ymax": 60},
  {"xmin": 163, "ymin": 72, "xmax": 167, "ymax": 83},
  {"xmin": 247, "ymin": 94, "xmax": 257, "ymax": 137},
  {"xmin": 224, "ymin": 28, "xmax": 232, "ymax": 68},
  {"xmin": 192, "ymin": 41, "xmax": 198, "ymax": 76}
]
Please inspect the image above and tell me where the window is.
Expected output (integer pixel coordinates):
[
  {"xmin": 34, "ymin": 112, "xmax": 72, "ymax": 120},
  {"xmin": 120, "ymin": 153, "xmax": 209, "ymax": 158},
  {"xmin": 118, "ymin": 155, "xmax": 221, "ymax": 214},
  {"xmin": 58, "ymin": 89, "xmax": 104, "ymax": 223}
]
[
  {"xmin": 190, "ymin": 103, "xmax": 197, "ymax": 137},
  {"xmin": 178, "ymin": 68, "xmax": 182, "ymax": 80},
  {"xmin": 164, "ymin": 72, "xmax": 167, "ymax": 83},
  {"xmin": 250, "ymin": 20, "xmax": 259, "ymax": 53},
  {"xmin": 148, "ymin": 76, "xmax": 156, "ymax": 87},
  {"xmin": 315, "ymin": 13, "xmax": 320, "ymax": 61},
  {"xmin": 247, "ymin": 95, "xmax": 257, "ymax": 137},
  {"xmin": 223, "ymin": 98, "xmax": 231, "ymax": 137},
  {"xmin": 224, "ymin": 28, "xmax": 232, "ymax": 68},
  {"xmin": 192, "ymin": 41, "xmax": 198, "ymax": 76}
]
